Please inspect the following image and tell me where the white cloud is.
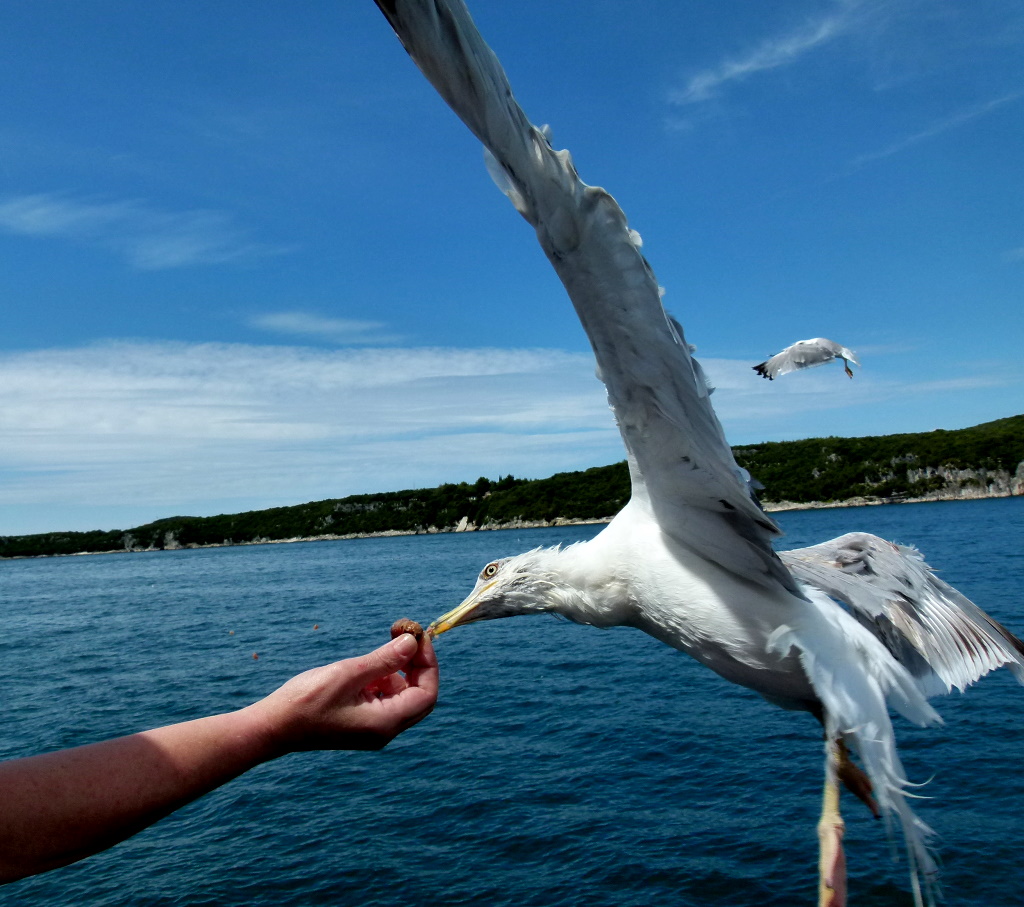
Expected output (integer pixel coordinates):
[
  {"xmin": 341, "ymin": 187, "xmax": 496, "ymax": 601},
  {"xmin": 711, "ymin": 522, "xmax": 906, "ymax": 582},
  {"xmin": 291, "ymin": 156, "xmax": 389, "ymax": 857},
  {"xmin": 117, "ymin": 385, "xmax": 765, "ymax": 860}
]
[
  {"xmin": 249, "ymin": 311, "xmax": 399, "ymax": 344},
  {"xmin": 0, "ymin": 193, "xmax": 286, "ymax": 269},
  {"xmin": 670, "ymin": 7, "xmax": 854, "ymax": 107},
  {"xmin": 1, "ymin": 340, "xmax": 1015, "ymax": 534},
  {"xmin": 0, "ymin": 341, "xmax": 618, "ymax": 531}
]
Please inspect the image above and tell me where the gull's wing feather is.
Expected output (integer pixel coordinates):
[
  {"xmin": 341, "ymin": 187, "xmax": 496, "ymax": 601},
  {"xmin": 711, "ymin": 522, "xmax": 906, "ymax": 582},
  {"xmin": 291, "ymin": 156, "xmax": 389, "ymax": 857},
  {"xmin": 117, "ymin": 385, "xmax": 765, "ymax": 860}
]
[
  {"xmin": 754, "ymin": 338, "xmax": 859, "ymax": 380},
  {"xmin": 374, "ymin": 0, "xmax": 796, "ymax": 592},
  {"xmin": 781, "ymin": 532, "xmax": 1024, "ymax": 695}
]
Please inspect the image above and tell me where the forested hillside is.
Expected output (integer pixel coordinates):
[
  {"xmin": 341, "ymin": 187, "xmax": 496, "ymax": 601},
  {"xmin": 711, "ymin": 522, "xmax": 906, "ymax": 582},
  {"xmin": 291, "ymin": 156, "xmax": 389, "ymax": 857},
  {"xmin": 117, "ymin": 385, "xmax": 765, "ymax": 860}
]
[
  {"xmin": 733, "ymin": 413, "xmax": 1024, "ymax": 503},
  {"xmin": 0, "ymin": 467, "xmax": 631, "ymax": 559},
  {"xmin": 3, "ymin": 415, "xmax": 1021, "ymax": 558}
]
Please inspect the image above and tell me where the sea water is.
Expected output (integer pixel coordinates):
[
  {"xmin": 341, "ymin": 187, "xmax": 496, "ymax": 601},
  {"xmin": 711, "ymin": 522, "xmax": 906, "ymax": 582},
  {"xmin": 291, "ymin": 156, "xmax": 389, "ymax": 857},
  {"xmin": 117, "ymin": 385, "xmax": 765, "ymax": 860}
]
[{"xmin": 1, "ymin": 497, "xmax": 1022, "ymax": 906}]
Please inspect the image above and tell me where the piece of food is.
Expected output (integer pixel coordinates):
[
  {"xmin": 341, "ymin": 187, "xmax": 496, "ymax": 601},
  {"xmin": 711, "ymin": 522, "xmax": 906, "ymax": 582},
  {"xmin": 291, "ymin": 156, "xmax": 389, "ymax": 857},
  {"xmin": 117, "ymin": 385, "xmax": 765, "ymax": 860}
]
[{"xmin": 390, "ymin": 618, "xmax": 424, "ymax": 641}]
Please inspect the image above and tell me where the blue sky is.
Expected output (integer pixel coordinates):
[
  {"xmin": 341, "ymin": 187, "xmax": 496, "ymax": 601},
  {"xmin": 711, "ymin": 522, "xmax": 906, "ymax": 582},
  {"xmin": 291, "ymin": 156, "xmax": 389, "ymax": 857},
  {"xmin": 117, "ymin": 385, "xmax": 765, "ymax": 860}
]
[{"xmin": 2, "ymin": 0, "xmax": 1022, "ymax": 535}]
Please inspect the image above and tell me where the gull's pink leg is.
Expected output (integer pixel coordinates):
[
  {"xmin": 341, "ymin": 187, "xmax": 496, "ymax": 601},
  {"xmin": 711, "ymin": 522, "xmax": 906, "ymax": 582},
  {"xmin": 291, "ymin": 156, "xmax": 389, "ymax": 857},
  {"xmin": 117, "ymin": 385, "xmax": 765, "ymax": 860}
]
[{"xmin": 818, "ymin": 740, "xmax": 847, "ymax": 907}]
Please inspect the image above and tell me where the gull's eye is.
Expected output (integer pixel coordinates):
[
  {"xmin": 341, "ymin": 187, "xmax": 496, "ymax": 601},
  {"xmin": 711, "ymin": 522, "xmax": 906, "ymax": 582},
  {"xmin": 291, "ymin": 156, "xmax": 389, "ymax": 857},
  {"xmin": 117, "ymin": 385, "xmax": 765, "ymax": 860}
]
[{"xmin": 482, "ymin": 562, "xmax": 499, "ymax": 579}]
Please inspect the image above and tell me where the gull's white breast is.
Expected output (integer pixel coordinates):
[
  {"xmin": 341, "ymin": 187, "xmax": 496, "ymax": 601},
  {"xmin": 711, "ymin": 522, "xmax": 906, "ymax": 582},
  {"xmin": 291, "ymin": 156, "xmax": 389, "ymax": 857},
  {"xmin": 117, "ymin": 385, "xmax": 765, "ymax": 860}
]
[{"xmin": 576, "ymin": 501, "xmax": 818, "ymax": 708}]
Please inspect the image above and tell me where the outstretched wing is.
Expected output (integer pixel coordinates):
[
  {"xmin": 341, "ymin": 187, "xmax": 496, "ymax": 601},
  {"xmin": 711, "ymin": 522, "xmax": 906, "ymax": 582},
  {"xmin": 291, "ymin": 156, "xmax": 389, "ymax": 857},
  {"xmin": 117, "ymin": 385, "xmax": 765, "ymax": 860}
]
[
  {"xmin": 782, "ymin": 532, "xmax": 1024, "ymax": 695},
  {"xmin": 754, "ymin": 337, "xmax": 859, "ymax": 380},
  {"xmin": 374, "ymin": 0, "xmax": 796, "ymax": 593}
]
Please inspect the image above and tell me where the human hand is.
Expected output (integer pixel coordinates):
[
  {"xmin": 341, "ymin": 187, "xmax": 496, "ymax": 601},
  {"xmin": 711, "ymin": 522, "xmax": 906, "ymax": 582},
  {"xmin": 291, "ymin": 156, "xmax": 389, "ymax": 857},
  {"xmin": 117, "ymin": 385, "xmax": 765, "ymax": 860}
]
[{"xmin": 248, "ymin": 632, "xmax": 439, "ymax": 756}]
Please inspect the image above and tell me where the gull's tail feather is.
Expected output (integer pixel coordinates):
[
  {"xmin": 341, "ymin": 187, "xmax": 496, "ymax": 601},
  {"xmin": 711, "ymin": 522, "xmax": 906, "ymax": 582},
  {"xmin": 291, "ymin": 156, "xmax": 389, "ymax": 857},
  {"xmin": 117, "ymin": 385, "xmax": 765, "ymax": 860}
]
[
  {"xmin": 769, "ymin": 593, "xmax": 943, "ymax": 907},
  {"xmin": 783, "ymin": 532, "xmax": 1024, "ymax": 696}
]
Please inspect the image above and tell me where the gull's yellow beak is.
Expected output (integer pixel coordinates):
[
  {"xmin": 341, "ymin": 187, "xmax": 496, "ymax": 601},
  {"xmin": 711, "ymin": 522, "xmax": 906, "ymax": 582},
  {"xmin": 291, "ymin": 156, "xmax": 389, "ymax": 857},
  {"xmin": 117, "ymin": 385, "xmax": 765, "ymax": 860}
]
[{"xmin": 427, "ymin": 579, "xmax": 498, "ymax": 638}]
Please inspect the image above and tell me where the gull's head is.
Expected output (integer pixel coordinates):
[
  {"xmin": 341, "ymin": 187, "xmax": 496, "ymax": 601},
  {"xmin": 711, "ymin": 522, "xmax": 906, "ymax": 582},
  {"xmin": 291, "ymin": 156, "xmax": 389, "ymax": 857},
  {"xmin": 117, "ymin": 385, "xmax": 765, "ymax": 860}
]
[{"xmin": 429, "ymin": 548, "xmax": 564, "ymax": 637}]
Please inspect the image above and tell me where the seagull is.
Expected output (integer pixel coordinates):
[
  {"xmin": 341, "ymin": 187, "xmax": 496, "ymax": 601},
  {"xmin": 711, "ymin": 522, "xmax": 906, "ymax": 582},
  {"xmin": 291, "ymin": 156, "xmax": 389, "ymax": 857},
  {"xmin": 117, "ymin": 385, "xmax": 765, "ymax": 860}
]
[
  {"xmin": 373, "ymin": 2, "xmax": 1024, "ymax": 904},
  {"xmin": 754, "ymin": 338, "xmax": 860, "ymax": 380}
]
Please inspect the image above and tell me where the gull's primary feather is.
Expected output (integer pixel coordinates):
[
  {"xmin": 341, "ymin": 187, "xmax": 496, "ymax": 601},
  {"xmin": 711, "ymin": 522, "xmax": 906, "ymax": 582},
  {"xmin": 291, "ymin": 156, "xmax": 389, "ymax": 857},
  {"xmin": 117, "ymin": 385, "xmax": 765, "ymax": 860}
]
[{"xmin": 375, "ymin": 0, "xmax": 796, "ymax": 595}]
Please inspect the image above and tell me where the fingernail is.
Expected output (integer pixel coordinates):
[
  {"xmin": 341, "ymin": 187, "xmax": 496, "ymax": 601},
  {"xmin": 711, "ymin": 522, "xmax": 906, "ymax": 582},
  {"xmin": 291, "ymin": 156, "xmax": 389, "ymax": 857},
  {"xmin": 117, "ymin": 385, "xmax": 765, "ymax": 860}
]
[{"xmin": 392, "ymin": 634, "xmax": 417, "ymax": 657}]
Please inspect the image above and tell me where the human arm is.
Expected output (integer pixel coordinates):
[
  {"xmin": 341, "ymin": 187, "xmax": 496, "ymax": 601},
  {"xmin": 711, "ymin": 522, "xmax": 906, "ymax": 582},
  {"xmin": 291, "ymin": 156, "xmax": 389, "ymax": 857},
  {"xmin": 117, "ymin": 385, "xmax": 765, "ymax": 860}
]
[{"xmin": 0, "ymin": 632, "xmax": 438, "ymax": 883}]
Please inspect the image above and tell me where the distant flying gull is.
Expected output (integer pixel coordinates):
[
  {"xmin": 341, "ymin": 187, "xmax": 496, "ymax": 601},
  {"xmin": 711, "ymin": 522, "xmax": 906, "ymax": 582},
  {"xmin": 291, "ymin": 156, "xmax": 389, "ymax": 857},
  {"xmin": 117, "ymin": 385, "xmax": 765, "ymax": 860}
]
[
  {"xmin": 755, "ymin": 338, "xmax": 860, "ymax": 380},
  {"xmin": 372, "ymin": 3, "xmax": 1024, "ymax": 905}
]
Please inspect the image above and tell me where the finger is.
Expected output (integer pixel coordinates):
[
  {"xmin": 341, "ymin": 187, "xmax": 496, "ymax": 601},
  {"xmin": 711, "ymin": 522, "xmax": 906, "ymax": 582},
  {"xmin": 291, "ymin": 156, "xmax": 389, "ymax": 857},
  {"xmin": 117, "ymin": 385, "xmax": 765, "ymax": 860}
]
[
  {"xmin": 403, "ymin": 635, "xmax": 439, "ymax": 701},
  {"xmin": 366, "ymin": 672, "xmax": 409, "ymax": 698},
  {"xmin": 349, "ymin": 635, "xmax": 418, "ymax": 688},
  {"xmin": 388, "ymin": 685, "xmax": 437, "ymax": 728},
  {"xmin": 409, "ymin": 632, "xmax": 438, "ymax": 669}
]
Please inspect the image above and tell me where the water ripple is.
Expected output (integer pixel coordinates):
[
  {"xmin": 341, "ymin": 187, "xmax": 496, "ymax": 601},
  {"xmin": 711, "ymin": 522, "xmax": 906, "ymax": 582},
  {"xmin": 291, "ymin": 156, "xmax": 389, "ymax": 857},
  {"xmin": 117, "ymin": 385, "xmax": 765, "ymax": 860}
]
[{"xmin": 1, "ymin": 497, "xmax": 1022, "ymax": 905}]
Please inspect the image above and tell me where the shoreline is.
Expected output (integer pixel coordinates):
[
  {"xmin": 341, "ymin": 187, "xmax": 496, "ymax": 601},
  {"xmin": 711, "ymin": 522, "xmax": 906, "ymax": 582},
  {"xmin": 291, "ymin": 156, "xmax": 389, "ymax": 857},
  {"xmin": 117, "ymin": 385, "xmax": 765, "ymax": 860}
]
[
  {"xmin": 760, "ymin": 488, "xmax": 1021, "ymax": 512},
  {"xmin": 3, "ymin": 489, "xmax": 1019, "ymax": 561}
]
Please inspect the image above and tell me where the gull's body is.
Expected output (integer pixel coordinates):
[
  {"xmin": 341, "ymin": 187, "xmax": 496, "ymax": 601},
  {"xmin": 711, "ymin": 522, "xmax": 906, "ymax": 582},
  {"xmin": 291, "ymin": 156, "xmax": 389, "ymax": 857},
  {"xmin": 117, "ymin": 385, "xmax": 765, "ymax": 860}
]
[
  {"xmin": 373, "ymin": 2, "xmax": 1024, "ymax": 904},
  {"xmin": 535, "ymin": 500, "xmax": 817, "ymax": 706},
  {"xmin": 755, "ymin": 338, "xmax": 861, "ymax": 380}
]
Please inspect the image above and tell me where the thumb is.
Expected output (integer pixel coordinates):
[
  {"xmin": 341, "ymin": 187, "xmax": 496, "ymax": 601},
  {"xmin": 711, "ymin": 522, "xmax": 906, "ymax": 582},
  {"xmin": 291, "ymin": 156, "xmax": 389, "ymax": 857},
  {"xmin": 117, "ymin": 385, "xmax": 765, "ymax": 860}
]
[{"xmin": 351, "ymin": 635, "xmax": 418, "ymax": 686}]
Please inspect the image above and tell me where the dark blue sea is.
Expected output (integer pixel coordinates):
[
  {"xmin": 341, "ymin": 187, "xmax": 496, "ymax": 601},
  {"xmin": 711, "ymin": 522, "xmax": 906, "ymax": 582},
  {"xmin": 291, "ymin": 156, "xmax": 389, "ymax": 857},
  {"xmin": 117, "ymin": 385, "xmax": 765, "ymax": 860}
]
[{"xmin": 2, "ymin": 497, "xmax": 1022, "ymax": 906}]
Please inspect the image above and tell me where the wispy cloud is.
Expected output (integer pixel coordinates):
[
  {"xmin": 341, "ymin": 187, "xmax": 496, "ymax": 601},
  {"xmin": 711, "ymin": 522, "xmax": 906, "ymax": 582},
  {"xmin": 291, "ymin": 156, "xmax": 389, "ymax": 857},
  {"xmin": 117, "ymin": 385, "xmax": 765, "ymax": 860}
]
[
  {"xmin": 0, "ymin": 341, "xmax": 618, "ymax": 531},
  {"xmin": 0, "ymin": 193, "xmax": 287, "ymax": 269},
  {"xmin": 849, "ymin": 91, "xmax": 1024, "ymax": 168},
  {"xmin": 0, "ymin": 341, "xmax": 838, "ymax": 531},
  {"xmin": 670, "ymin": 7, "xmax": 856, "ymax": 107},
  {"xmin": 4, "ymin": 338, "xmax": 1014, "ymax": 534},
  {"xmin": 250, "ymin": 311, "xmax": 400, "ymax": 345}
]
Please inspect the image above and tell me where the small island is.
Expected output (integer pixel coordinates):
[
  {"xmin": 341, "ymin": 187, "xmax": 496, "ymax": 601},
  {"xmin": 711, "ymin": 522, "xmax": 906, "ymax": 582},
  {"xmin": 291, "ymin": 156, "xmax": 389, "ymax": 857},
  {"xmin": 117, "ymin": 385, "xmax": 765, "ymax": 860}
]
[{"xmin": 2, "ymin": 414, "xmax": 1021, "ymax": 559}]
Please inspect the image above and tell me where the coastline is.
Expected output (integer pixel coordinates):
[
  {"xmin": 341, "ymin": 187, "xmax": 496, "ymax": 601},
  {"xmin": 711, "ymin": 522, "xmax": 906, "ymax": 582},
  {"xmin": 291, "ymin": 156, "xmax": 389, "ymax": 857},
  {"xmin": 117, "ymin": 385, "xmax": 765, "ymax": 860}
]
[
  {"xmin": 5, "ymin": 488, "xmax": 1019, "ymax": 561},
  {"xmin": 760, "ymin": 488, "xmax": 1022, "ymax": 512}
]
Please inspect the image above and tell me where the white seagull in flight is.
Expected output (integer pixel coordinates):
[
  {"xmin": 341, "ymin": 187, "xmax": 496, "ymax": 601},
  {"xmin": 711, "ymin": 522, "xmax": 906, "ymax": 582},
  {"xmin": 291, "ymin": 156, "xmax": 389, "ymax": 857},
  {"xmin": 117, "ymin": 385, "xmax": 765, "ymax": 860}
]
[
  {"xmin": 373, "ymin": 3, "xmax": 1024, "ymax": 904},
  {"xmin": 755, "ymin": 338, "xmax": 861, "ymax": 380}
]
